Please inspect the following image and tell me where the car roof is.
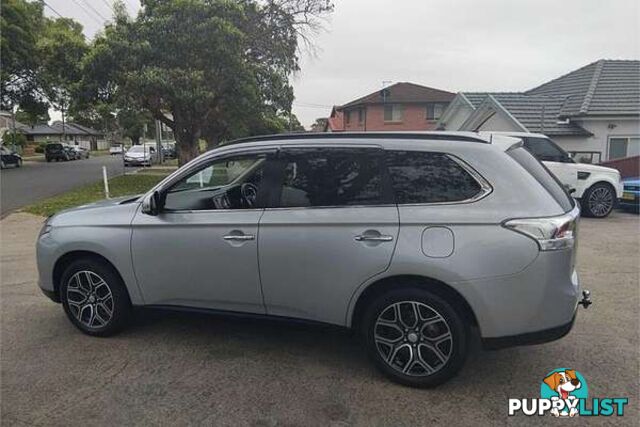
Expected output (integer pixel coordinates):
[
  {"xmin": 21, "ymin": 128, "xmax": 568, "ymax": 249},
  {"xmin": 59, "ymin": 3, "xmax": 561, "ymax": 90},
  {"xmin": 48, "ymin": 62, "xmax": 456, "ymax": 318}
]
[
  {"xmin": 218, "ymin": 131, "xmax": 522, "ymax": 152},
  {"xmin": 480, "ymin": 131, "xmax": 549, "ymax": 138}
]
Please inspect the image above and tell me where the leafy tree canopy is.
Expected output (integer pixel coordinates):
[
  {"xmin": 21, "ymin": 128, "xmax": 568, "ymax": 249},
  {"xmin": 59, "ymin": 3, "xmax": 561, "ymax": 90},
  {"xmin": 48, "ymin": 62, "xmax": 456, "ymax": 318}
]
[{"xmin": 85, "ymin": 0, "xmax": 331, "ymax": 164}]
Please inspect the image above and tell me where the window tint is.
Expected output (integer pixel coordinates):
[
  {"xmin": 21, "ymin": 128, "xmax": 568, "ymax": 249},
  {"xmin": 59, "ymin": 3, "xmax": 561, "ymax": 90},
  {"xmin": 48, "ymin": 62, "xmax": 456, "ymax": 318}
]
[
  {"xmin": 164, "ymin": 154, "xmax": 268, "ymax": 211},
  {"xmin": 523, "ymin": 137, "xmax": 570, "ymax": 162},
  {"xmin": 277, "ymin": 148, "xmax": 384, "ymax": 208},
  {"xmin": 508, "ymin": 147, "xmax": 573, "ymax": 211},
  {"xmin": 386, "ymin": 151, "xmax": 483, "ymax": 204}
]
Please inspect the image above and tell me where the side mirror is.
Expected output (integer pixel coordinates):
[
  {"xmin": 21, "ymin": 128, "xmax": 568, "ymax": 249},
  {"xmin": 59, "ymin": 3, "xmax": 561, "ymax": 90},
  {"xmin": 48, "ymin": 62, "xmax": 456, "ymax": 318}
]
[{"xmin": 142, "ymin": 191, "xmax": 162, "ymax": 216}]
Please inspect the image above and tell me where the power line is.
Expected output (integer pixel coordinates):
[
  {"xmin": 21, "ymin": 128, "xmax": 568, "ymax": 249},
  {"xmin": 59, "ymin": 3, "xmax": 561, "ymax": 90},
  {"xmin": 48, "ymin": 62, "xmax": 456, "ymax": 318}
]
[
  {"xmin": 69, "ymin": 0, "xmax": 104, "ymax": 25},
  {"xmin": 80, "ymin": 0, "xmax": 109, "ymax": 21},
  {"xmin": 99, "ymin": 0, "xmax": 115, "ymax": 14},
  {"xmin": 42, "ymin": 0, "xmax": 64, "ymax": 18}
]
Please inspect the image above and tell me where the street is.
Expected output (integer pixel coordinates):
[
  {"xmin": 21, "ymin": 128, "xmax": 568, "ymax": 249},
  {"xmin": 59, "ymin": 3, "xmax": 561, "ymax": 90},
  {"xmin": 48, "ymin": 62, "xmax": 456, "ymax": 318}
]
[
  {"xmin": 0, "ymin": 156, "xmax": 128, "ymax": 216},
  {"xmin": 0, "ymin": 211, "xmax": 638, "ymax": 426}
]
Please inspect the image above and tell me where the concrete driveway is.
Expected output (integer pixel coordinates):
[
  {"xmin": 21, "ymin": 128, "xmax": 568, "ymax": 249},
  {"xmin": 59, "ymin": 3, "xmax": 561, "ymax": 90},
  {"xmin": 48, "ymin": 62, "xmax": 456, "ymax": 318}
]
[
  {"xmin": 0, "ymin": 155, "xmax": 127, "ymax": 216},
  {"xmin": 1, "ymin": 212, "xmax": 638, "ymax": 426}
]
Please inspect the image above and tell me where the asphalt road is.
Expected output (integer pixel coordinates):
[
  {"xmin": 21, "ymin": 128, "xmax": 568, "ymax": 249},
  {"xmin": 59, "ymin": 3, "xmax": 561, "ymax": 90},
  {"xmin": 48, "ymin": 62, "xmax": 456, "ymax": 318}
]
[
  {"xmin": 0, "ymin": 155, "xmax": 127, "ymax": 216},
  {"xmin": 0, "ymin": 211, "xmax": 638, "ymax": 426}
]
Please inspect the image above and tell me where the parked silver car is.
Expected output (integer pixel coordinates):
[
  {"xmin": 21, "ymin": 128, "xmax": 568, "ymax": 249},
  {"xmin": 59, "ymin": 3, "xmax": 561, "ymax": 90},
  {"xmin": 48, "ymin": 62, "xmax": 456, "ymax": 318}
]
[{"xmin": 36, "ymin": 132, "xmax": 591, "ymax": 387}]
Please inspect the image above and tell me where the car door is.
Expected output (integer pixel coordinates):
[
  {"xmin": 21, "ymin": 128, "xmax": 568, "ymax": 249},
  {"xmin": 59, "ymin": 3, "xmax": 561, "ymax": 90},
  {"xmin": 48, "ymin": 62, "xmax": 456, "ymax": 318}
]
[
  {"xmin": 258, "ymin": 146, "xmax": 399, "ymax": 326},
  {"xmin": 131, "ymin": 149, "xmax": 277, "ymax": 313}
]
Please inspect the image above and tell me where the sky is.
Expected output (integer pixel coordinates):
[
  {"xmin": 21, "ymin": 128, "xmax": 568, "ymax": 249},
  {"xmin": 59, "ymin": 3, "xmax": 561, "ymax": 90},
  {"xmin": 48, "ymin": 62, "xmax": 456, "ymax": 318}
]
[{"xmin": 45, "ymin": 0, "xmax": 640, "ymax": 128}]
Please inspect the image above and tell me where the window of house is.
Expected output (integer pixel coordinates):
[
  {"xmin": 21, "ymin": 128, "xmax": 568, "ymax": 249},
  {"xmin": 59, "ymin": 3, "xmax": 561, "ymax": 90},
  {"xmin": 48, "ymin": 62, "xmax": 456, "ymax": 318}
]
[
  {"xmin": 383, "ymin": 104, "xmax": 403, "ymax": 122},
  {"xmin": 358, "ymin": 108, "xmax": 365, "ymax": 124},
  {"xmin": 344, "ymin": 110, "xmax": 351, "ymax": 124},
  {"xmin": 386, "ymin": 151, "xmax": 483, "ymax": 204},
  {"xmin": 277, "ymin": 148, "xmax": 384, "ymax": 208},
  {"xmin": 608, "ymin": 137, "xmax": 640, "ymax": 160},
  {"xmin": 426, "ymin": 103, "xmax": 445, "ymax": 120}
]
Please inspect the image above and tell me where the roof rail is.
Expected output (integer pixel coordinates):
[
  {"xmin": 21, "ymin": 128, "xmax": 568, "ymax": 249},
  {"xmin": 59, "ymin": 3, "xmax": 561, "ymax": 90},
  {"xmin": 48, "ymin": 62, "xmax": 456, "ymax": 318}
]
[{"xmin": 221, "ymin": 132, "xmax": 489, "ymax": 147}]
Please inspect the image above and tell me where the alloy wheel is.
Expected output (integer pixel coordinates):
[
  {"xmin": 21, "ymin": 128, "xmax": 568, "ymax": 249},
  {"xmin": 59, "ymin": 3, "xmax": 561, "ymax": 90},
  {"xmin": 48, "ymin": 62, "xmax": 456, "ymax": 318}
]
[
  {"xmin": 374, "ymin": 301, "xmax": 453, "ymax": 376},
  {"xmin": 588, "ymin": 186, "xmax": 613, "ymax": 217},
  {"xmin": 66, "ymin": 271, "xmax": 114, "ymax": 329}
]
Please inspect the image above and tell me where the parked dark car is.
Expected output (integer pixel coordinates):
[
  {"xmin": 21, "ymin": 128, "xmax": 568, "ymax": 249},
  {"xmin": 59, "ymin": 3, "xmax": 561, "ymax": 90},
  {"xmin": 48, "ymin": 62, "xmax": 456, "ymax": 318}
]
[
  {"xmin": 45, "ymin": 143, "xmax": 71, "ymax": 162},
  {"xmin": 0, "ymin": 145, "xmax": 22, "ymax": 169}
]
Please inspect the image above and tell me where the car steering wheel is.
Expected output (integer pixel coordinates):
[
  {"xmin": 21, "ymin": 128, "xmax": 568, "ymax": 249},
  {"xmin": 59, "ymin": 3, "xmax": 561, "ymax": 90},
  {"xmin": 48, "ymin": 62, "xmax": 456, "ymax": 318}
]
[{"xmin": 241, "ymin": 183, "xmax": 258, "ymax": 207}]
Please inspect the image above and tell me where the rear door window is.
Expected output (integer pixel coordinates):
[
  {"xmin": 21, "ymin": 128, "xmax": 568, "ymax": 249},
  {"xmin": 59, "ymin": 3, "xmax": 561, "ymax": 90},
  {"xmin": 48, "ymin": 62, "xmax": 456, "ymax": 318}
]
[
  {"xmin": 275, "ymin": 148, "xmax": 386, "ymax": 208},
  {"xmin": 385, "ymin": 150, "xmax": 484, "ymax": 204}
]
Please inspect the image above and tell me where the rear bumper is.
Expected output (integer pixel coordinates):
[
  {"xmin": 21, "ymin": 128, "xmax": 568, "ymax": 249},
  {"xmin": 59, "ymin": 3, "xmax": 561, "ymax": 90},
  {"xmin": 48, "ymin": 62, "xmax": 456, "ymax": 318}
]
[{"xmin": 483, "ymin": 312, "xmax": 576, "ymax": 350}]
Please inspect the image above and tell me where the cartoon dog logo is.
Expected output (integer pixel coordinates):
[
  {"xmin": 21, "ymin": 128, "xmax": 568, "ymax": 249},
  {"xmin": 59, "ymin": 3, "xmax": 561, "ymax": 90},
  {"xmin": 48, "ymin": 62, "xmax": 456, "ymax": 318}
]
[{"xmin": 543, "ymin": 369, "xmax": 582, "ymax": 417}]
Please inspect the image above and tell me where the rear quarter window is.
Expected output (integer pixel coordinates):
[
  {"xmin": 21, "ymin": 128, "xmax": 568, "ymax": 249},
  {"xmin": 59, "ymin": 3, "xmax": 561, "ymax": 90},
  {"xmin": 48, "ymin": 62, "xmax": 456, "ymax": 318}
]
[
  {"xmin": 385, "ymin": 150, "xmax": 485, "ymax": 204},
  {"xmin": 507, "ymin": 147, "xmax": 574, "ymax": 211}
]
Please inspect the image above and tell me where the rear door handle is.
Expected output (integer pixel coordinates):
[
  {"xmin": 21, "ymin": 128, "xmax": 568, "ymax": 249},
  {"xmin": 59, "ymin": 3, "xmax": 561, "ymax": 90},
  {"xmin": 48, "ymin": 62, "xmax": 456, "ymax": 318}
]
[
  {"xmin": 223, "ymin": 234, "xmax": 255, "ymax": 241},
  {"xmin": 354, "ymin": 235, "xmax": 393, "ymax": 242}
]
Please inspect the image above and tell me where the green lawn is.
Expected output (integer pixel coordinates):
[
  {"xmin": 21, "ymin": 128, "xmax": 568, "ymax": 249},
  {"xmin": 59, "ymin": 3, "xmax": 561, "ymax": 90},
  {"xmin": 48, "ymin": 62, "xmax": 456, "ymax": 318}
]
[{"xmin": 23, "ymin": 174, "xmax": 168, "ymax": 217}]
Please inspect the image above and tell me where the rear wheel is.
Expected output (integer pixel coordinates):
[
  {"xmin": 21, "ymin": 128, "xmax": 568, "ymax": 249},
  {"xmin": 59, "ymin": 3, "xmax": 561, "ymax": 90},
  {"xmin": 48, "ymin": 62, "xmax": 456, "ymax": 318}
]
[
  {"xmin": 581, "ymin": 182, "xmax": 615, "ymax": 218},
  {"xmin": 361, "ymin": 288, "xmax": 468, "ymax": 387},
  {"xmin": 60, "ymin": 257, "xmax": 132, "ymax": 337}
]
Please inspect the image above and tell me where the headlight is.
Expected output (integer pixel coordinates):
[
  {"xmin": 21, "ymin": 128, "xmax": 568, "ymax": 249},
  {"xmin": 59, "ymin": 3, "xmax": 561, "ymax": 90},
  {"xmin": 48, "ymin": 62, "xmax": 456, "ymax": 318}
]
[{"xmin": 39, "ymin": 217, "xmax": 53, "ymax": 237}]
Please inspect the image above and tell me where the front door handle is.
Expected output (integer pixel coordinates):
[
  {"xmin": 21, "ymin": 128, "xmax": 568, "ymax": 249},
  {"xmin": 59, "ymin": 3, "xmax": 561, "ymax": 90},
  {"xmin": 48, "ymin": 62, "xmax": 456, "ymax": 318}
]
[
  {"xmin": 354, "ymin": 234, "xmax": 393, "ymax": 242},
  {"xmin": 223, "ymin": 234, "xmax": 255, "ymax": 241}
]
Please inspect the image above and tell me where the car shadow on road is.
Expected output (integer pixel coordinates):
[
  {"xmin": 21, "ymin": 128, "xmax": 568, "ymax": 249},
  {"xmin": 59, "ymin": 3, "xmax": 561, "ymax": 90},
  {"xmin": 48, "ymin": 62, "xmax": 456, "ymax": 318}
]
[{"xmin": 117, "ymin": 307, "xmax": 530, "ymax": 389}]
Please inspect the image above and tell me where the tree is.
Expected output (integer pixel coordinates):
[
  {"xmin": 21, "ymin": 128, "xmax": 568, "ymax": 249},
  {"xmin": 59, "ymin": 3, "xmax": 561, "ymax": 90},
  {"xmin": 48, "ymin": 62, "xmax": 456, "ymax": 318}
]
[
  {"xmin": 37, "ymin": 17, "xmax": 88, "ymax": 140},
  {"xmin": 310, "ymin": 117, "xmax": 327, "ymax": 132},
  {"xmin": 0, "ymin": 0, "xmax": 44, "ymax": 111},
  {"xmin": 85, "ymin": 0, "xmax": 332, "ymax": 165},
  {"xmin": 117, "ymin": 107, "xmax": 154, "ymax": 145},
  {"xmin": 15, "ymin": 94, "xmax": 50, "ymax": 126}
]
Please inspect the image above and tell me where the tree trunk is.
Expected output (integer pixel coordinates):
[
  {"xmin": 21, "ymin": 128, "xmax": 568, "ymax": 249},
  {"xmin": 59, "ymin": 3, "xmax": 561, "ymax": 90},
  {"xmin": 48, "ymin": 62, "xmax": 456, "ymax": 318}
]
[
  {"xmin": 205, "ymin": 133, "xmax": 220, "ymax": 151},
  {"xmin": 175, "ymin": 130, "xmax": 200, "ymax": 166},
  {"xmin": 131, "ymin": 136, "xmax": 140, "ymax": 146}
]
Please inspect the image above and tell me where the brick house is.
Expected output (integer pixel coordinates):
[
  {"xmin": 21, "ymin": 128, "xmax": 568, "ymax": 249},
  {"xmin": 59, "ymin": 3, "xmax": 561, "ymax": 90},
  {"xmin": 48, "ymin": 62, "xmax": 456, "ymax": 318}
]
[{"xmin": 324, "ymin": 82, "xmax": 455, "ymax": 132}]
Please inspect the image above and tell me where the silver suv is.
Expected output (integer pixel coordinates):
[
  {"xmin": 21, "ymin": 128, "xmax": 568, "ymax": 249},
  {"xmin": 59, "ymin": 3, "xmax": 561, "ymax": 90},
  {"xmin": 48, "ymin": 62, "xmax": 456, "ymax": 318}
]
[{"xmin": 36, "ymin": 132, "xmax": 590, "ymax": 387}]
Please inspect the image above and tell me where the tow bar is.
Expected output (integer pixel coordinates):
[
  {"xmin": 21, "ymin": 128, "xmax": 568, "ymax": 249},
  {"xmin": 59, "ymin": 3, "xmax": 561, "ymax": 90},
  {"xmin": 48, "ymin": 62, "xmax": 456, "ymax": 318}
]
[{"xmin": 579, "ymin": 290, "xmax": 592, "ymax": 309}]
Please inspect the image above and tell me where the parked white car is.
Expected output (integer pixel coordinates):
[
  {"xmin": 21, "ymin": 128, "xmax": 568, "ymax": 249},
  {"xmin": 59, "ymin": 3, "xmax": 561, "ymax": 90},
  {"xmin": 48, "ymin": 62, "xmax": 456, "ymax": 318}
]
[
  {"xmin": 483, "ymin": 132, "xmax": 623, "ymax": 218},
  {"xmin": 124, "ymin": 145, "xmax": 156, "ymax": 167},
  {"xmin": 109, "ymin": 144, "xmax": 124, "ymax": 155}
]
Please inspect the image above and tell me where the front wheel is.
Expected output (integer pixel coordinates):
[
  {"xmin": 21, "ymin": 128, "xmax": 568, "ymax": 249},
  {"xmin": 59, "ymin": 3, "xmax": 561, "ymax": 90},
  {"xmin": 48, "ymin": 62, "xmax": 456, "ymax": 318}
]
[
  {"xmin": 361, "ymin": 288, "xmax": 468, "ymax": 388},
  {"xmin": 581, "ymin": 183, "xmax": 615, "ymax": 218},
  {"xmin": 60, "ymin": 258, "xmax": 132, "ymax": 337}
]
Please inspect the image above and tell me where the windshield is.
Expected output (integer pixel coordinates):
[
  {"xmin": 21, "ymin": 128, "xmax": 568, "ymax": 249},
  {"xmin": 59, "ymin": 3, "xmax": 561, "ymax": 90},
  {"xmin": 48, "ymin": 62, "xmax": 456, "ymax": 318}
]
[{"xmin": 128, "ymin": 146, "xmax": 147, "ymax": 153}]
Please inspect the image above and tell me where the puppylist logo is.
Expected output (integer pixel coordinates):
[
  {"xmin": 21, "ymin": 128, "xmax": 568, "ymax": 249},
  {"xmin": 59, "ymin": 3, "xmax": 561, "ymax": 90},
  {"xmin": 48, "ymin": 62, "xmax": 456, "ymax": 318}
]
[{"xmin": 508, "ymin": 368, "xmax": 629, "ymax": 417}]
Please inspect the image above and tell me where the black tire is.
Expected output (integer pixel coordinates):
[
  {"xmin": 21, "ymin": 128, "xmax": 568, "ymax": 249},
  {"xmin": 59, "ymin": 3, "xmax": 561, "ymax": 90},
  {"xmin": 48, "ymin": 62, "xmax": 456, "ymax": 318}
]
[
  {"xmin": 581, "ymin": 182, "xmax": 616, "ymax": 218},
  {"xmin": 60, "ymin": 257, "xmax": 132, "ymax": 337},
  {"xmin": 361, "ymin": 287, "xmax": 468, "ymax": 388},
  {"xmin": 16, "ymin": 159, "xmax": 22, "ymax": 168}
]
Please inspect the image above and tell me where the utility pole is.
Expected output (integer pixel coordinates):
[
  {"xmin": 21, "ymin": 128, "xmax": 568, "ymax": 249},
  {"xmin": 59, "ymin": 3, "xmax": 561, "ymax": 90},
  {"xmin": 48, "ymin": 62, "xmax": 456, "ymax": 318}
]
[
  {"xmin": 155, "ymin": 119, "xmax": 163, "ymax": 164},
  {"xmin": 11, "ymin": 105, "xmax": 17, "ymax": 152}
]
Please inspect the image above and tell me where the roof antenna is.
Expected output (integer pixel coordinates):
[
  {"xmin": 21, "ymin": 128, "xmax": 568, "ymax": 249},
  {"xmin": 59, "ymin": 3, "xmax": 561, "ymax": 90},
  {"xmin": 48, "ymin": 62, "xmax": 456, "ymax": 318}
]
[{"xmin": 489, "ymin": 133, "xmax": 493, "ymax": 143}]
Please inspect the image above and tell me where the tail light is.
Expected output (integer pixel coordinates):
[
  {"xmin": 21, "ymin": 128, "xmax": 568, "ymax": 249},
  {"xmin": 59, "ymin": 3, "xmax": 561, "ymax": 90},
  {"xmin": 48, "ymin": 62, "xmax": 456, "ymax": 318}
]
[{"xmin": 503, "ymin": 205, "xmax": 580, "ymax": 251}]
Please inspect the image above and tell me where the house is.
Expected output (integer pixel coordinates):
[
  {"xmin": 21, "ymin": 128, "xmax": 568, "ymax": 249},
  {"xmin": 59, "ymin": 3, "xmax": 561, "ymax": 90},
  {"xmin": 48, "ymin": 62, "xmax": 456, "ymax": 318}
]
[
  {"xmin": 437, "ymin": 60, "xmax": 640, "ymax": 163},
  {"xmin": 18, "ymin": 122, "xmax": 105, "ymax": 150},
  {"xmin": 324, "ymin": 82, "xmax": 455, "ymax": 132}
]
